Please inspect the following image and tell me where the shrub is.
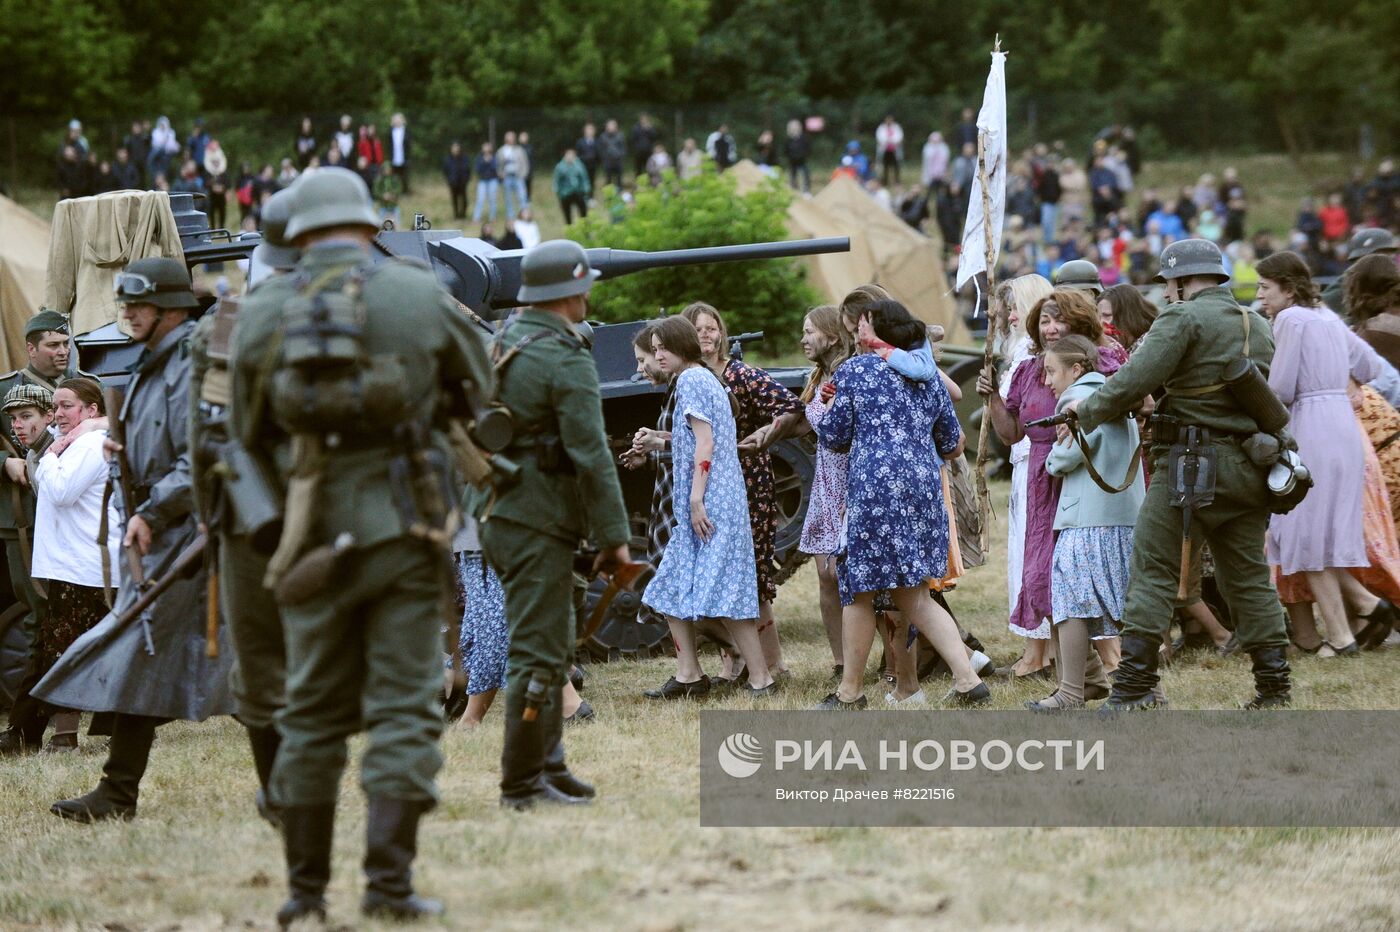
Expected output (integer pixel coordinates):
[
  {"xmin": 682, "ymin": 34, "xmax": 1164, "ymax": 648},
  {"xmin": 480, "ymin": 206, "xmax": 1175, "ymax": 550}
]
[{"xmin": 569, "ymin": 165, "xmax": 819, "ymax": 337}]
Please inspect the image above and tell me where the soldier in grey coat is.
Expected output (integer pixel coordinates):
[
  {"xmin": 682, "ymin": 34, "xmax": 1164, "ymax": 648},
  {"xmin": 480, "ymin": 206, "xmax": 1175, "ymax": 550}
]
[{"xmin": 38, "ymin": 257, "xmax": 234, "ymax": 823}]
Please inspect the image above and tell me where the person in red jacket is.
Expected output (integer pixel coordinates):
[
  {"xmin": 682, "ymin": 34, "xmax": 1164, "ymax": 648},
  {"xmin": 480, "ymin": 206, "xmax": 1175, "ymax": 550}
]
[
  {"xmin": 357, "ymin": 124, "xmax": 384, "ymax": 166},
  {"xmin": 1319, "ymin": 192, "xmax": 1351, "ymax": 244}
]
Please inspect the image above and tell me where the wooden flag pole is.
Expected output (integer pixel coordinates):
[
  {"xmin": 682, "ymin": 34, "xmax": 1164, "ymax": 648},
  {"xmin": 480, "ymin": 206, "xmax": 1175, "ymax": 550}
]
[{"xmin": 974, "ymin": 35, "xmax": 1003, "ymax": 551}]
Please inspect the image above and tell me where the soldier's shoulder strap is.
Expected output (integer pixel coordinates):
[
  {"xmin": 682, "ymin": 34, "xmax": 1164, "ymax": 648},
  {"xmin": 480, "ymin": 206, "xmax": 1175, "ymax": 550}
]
[{"xmin": 1169, "ymin": 299, "xmax": 1253, "ymax": 399}]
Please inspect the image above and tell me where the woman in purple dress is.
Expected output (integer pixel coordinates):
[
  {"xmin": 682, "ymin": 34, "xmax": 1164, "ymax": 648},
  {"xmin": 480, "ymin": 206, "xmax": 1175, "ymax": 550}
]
[
  {"xmin": 977, "ymin": 288, "xmax": 1127, "ymax": 666},
  {"xmin": 1258, "ymin": 251, "xmax": 1379, "ymax": 657}
]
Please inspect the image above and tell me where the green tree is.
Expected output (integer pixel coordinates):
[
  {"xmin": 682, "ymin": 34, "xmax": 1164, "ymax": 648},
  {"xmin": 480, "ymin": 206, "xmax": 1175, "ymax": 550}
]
[
  {"xmin": 0, "ymin": 0, "xmax": 133, "ymax": 116},
  {"xmin": 570, "ymin": 167, "xmax": 819, "ymax": 335}
]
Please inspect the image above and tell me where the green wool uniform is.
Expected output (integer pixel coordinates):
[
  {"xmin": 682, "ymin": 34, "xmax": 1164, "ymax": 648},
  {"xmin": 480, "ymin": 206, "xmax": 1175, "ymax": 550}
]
[
  {"xmin": 189, "ymin": 311, "xmax": 285, "ymax": 733},
  {"xmin": 473, "ymin": 307, "xmax": 629, "ymax": 802},
  {"xmin": 232, "ymin": 242, "xmax": 493, "ymax": 808},
  {"xmin": 1076, "ymin": 284, "xmax": 1289, "ymax": 660}
]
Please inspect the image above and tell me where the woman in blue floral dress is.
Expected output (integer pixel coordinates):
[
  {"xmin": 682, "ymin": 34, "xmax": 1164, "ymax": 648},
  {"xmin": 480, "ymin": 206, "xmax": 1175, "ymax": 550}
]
[
  {"xmin": 641, "ymin": 316, "xmax": 773, "ymax": 698},
  {"xmin": 814, "ymin": 299, "xmax": 989, "ymax": 709}
]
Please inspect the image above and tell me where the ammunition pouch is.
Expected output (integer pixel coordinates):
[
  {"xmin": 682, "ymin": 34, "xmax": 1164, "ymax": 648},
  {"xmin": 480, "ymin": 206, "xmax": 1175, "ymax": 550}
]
[{"xmin": 1222, "ymin": 357, "xmax": 1290, "ymax": 434}]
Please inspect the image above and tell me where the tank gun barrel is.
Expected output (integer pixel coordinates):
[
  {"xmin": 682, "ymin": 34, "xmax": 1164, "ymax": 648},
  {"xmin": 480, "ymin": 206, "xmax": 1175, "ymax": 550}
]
[{"xmin": 589, "ymin": 237, "xmax": 851, "ymax": 279}]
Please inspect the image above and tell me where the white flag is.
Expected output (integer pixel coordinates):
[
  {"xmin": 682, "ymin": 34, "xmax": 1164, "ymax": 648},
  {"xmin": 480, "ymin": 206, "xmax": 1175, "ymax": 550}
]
[{"xmin": 956, "ymin": 49, "xmax": 1008, "ymax": 298}]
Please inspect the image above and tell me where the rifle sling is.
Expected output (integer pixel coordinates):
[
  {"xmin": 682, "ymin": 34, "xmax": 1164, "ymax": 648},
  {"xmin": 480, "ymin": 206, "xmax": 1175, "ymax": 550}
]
[{"xmin": 1068, "ymin": 420, "xmax": 1144, "ymax": 496}]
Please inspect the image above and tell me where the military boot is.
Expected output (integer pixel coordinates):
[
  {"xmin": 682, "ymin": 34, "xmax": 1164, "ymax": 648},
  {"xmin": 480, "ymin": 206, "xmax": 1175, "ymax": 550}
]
[
  {"xmin": 276, "ymin": 804, "xmax": 334, "ymax": 928},
  {"xmin": 361, "ymin": 797, "xmax": 444, "ymax": 920},
  {"xmin": 1098, "ymin": 634, "xmax": 1167, "ymax": 713},
  {"xmin": 51, "ymin": 714, "xmax": 157, "ymax": 822},
  {"xmin": 540, "ymin": 690, "xmax": 593, "ymax": 799},
  {"xmin": 500, "ymin": 686, "xmax": 589, "ymax": 810},
  {"xmin": 246, "ymin": 725, "xmax": 283, "ymax": 829},
  {"xmin": 1243, "ymin": 647, "xmax": 1291, "ymax": 709}
]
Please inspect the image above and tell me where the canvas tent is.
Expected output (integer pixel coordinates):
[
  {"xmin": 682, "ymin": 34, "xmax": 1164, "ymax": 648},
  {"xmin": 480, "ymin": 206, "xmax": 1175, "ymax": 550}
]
[
  {"xmin": 0, "ymin": 194, "xmax": 51, "ymax": 371},
  {"xmin": 729, "ymin": 161, "xmax": 968, "ymax": 343}
]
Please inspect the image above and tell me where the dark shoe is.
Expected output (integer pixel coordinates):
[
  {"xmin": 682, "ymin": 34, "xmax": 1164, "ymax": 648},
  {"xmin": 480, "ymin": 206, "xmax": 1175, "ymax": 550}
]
[
  {"xmin": 944, "ymin": 682, "xmax": 992, "ymax": 707},
  {"xmin": 1083, "ymin": 682, "xmax": 1110, "ymax": 701},
  {"xmin": 643, "ymin": 676, "xmax": 711, "ymax": 700},
  {"xmin": 747, "ymin": 681, "xmax": 779, "ymax": 698},
  {"xmin": 1319, "ymin": 641, "xmax": 1361, "ymax": 658},
  {"xmin": 0, "ymin": 728, "xmax": 38, "ymax": 757},
  {"xmin": 44, "ymin": 733, "xmax": 79, "ymax": 754},
  {"xmin": 500, "ymin": 778, "xmax": 593, "ymax": 810},
  {"xmin": 1098, "ymin": 694, "xmax": 1168, "ymax": 714},
  {"xmin": 276, "ymin": 804, "xmax": 334, "ymax": 929},
  {"xmin": 247, "ymin": 725, "xmax": 283, "ymax": 830},
  {"xmin": 50, "ymin": 785, "xmax": 137, "ymax": 823},
  {"xmin": 543, "ymin": 740, "xmax": 595, "ymax": 799},
  {"xmin": 564, "ymin": 699, "xmax": 595, "ymax": 725},
  {"xmin": 51, "ymin": 714, "xmax": 155, "ymax": 823},
  {"xmin": 1103, "ymin": 633, "xmax": 1162, "ymax": 709},
  {"xmin": 1243, "ymin": 646, "xmax": 1291, "ymax": 709},
  {"xmin": 569, "ymin": 663, "xmax": 587, "ymax": 693},
  {"xmin": 812, "ymin": 692, "xmax": 867, "ymax": 711},
  {"xmin": 361, "ymin": 796, "xmax": 444, "ymax": 920},
  {"xmin": 1170, "ymin": 630, "xmax": 1214, "ymax": 657},
  {"xmin": 1357, "ymin": 599, "xmax": 1396, "ymax": 650},
  {"xmin": 708, "ymin": 675, "xmax": 741, "ymax": 695}
]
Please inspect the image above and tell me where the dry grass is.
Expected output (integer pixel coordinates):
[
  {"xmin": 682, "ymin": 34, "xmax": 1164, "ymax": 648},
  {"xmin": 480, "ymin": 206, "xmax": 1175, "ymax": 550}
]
[{"xmin": 2, "ymin": 479, "xmax": 1399, "ymax": 930}]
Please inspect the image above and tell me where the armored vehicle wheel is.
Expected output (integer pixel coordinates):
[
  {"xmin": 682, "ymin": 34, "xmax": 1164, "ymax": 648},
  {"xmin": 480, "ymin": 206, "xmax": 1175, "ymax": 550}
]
[
  {"xmin": 579, "ymin": 533, "xmax": 670, "ymax": 661},
  {"xmin": 771, "ymin": 436, "xmax": 815, "ymax": 585}
]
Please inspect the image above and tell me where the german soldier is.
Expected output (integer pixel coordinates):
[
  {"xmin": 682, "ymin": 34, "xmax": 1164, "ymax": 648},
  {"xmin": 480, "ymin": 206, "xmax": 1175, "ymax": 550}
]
[
  {"xmin": 189, "ymin": 186, "xmax": 299, "ymax": 827},
  {"xmin": 1053, "ymin": 258, "xmax": 1105, "ymax": 297},
  {"xmin": 472, "ymin": 239, "xmax": 630, "ymax": 810},
  {"xmin": 231, "ymin": 167, "xmax": 493, "ymax": 925},
  {"xmin": 1322, "ymin": 227, "xmax": 1398, "ymax": 321},
  {"xmin": 40, "ymin": 257, "xmax": 236, "ymax": 819},
  {"xmin": 0, "ymin": 309, "xmax": 93, "ymax": 754},
  {"xmin": 1063, "ymin": 239, "xmax": 1292, "ymax": 710}
]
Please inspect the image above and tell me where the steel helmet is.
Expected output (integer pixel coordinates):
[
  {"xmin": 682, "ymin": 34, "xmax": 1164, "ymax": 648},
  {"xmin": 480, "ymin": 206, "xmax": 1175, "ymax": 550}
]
[
  {"xmin": 517, "ymin": 240, "xmax": 600, "ymax": 304},
  {"xmin": 1346, "ymin": 227, "xmax": 1398, "ymax": 262},
  {"xmin": 283, "ymin": 166, "xmax": 380, "ymax": 241},
  {"xmin": 113, "ymin": 256, "xmax": 199, "ymax": 310},
  {"xmin": 252, "ymin": 187, "xmax": 301, "ymax": 271},
  {"xmin": 1155, "ymin": 238, "xmax": 1229, "ymax": 283},
  {"xmin": 1054, "ymin": 259, "xmax": 1103, "ymax": 294}
]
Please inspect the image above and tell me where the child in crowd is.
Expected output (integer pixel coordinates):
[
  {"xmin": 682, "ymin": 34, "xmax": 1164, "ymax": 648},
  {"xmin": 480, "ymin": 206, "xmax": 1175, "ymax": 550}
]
[{"xmin": 1029, "ymin": 335, "xmax": 1145, "ymax": 711}]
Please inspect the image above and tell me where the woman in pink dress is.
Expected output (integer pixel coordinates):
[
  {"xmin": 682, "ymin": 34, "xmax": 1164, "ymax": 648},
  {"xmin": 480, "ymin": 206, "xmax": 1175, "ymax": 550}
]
[
  {"xmin": 1258, "ymin": 251, "xmax": 1379, "ymax": 657},
  {"xmin": 977, "ymin": 288, "xmax": 1126, "ymax": 669}
]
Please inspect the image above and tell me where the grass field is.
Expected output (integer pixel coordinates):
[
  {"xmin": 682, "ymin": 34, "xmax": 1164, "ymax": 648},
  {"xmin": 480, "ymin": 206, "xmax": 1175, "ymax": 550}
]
[{"xmin": 2, "ymin": 480, "xmax": 1399, "ymax": 930}]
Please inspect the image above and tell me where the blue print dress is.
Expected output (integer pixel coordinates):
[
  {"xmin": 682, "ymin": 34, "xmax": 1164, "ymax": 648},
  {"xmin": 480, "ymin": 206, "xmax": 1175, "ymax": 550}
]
[
  {"xmin": 642, "ymin": 366, "xmax": 758, "ymax": 621},
  {"xmin": 817, "ymin": 353, "xmax": 963, "ymax": 605}
]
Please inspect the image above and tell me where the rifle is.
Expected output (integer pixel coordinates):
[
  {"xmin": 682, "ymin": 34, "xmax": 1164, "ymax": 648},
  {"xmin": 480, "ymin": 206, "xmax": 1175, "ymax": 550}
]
[
  {"xmin": 61, "ymin": 532, "xmax": 207, "ymax": 665},
  {"xmin": 102, "ymin": 386, "xmax": 147, "ymax": 588}
]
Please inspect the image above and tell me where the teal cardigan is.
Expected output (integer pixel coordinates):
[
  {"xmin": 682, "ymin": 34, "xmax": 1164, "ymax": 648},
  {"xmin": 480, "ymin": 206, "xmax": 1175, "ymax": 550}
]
[{"xmin": 1045, "ymin": 372, "xmax": 1145, "ymax": 530}]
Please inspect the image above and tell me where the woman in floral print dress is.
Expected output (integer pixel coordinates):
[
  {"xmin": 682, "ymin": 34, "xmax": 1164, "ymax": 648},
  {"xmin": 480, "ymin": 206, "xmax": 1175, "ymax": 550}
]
[
  {"xmin": 814, "ymin": 298, "xmax": 989, "ymax": 710},
  {"xmin": 684, "ymin": 303, "xmax": 803, "ymax": 680}
]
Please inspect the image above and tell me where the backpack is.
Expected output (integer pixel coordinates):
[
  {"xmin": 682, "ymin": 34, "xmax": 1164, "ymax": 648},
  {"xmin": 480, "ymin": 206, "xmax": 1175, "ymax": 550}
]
[{"xmin": 266, "ymin": 265, "xmax": 411, "ymax": 435}]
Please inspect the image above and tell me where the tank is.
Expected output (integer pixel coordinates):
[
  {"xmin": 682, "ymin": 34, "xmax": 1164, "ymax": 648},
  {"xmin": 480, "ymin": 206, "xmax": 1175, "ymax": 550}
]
[{"xmin": 74, "ymin": 201, "xmax": 850, "ymax": 660}]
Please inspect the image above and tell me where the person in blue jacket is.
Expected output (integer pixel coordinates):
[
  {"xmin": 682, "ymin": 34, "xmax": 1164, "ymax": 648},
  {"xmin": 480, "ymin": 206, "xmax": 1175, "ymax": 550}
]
[{"xmin": 1029, "ymin": 334, "xmax": 1145, "ymax": 711}]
